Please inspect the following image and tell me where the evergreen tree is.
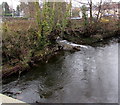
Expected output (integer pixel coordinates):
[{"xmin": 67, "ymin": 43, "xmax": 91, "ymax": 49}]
[
  {"xmin": 16, "ymin": 5, "xmax": 20, "ymax": 16},
  {"xmin": 2, "ymin": 2, "xmax": 11, "ymax": 16}
]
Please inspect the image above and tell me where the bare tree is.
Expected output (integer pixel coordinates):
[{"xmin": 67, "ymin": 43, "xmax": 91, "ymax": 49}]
[
  {"xmin": 74, "ymin": 0, "xmax": 93, "ymax": 23},
  {"xmin": 88, "ymin": 0, "xmax": 93, "ymax": 23},
  {"xmin": 96, "ymin": 0, "xmax": 102, "ymax": 22},
  {"xmin": 74, "ymin": 0, "xmax": 105, "ymax": 23}
]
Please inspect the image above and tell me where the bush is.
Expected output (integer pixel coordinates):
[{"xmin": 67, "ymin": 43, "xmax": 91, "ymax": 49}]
[{"xmin": 2, "ymin": 20, "xmax": 38, "ymax": 66}]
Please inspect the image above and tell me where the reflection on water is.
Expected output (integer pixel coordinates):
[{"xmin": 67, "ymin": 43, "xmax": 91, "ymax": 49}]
[{"xmin": 2, "ymin": 38, "xmax": 118, "ymax": 103}]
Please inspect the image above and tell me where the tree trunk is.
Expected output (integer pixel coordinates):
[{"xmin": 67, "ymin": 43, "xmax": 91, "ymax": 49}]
[
  {"xmin": 89, "ymin": 0, "xmax": 93, "ymax": 24},
  {"xmin": 96, "ymin": 0, "xmax": 102, "ymax": 22}
]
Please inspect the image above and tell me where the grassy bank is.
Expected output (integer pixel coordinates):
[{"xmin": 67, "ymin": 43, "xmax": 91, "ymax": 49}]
[
  {"xmin": 2, "ymin": 19, "xmax": 59, "ymax": 78},
  {"xmin": 64, "ymin": 18, "xmax": 120, "ymax": 45}
]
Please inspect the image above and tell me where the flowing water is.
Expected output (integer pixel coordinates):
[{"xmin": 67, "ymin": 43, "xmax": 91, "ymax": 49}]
[{"xmin": 2, "ymin": 38, "xmax": 119, "ymax": 104}]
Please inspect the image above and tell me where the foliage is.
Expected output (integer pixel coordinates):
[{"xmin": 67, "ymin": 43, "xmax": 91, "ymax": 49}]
[
  {"xmin": 60, "ymin": 1, "xmax": 72, "ymax": 36},
  {"xmin": 2, "ymin": 22, "xmax": 38, "ymax": 65},
  {"xmin": 34, "ymin": 1, "xmax": 71, "ymax": 48},
  {"xmin": 34, "ymin": 2, "xmax": 50, "ymax": 50},
  {"xmin": 81, "ymin": 5, "xmax": 88, "ymax": 27}
]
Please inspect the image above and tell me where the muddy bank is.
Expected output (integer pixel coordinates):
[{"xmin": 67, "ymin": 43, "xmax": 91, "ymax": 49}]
[
  {"xmin": 2, "ymin": 40, "xmax": 88, "ymax": 78},
  {"xmin": 63, "ymin": 29, "xmax": 120, "ymax": 45}
]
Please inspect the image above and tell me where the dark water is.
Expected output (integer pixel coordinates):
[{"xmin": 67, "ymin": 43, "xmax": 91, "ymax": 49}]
[{"xmin": 2, "ymin": 38, "xmax": 118, "ymax": 104}]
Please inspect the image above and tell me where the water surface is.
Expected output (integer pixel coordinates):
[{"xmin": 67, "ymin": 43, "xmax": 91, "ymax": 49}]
[{"xmin": 2, "ymin": 38, "xmax": 118, "ymax": 103}]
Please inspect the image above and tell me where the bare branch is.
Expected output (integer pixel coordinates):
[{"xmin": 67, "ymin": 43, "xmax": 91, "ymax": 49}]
[{"xmin": 74, "ymin": 0, "xmax": 89, "ymax": 5}]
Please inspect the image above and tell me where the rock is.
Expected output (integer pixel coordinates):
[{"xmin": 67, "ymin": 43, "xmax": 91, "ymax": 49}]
[
  {"xmin": 41, "ymin": 91, "xmax": 53, "ymax": 98},
  {"xmin": 54, "ymin": 86, "xmax": 64, "ymax": 91},
  {"xmin": 36, "ymin": 101, "xmax": 42, "ymax": 103}
]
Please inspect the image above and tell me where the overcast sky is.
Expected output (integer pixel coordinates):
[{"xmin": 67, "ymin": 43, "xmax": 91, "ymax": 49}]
[{"xmin": 0, "ymin": 0, "xmax": 119, "ymax": 9}]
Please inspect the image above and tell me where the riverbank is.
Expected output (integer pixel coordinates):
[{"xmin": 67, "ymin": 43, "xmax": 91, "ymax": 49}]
[
  {"xmin": 2, "ymin": 34, "xmax": 119, "ymax": 78},
  {"xmin": 2, "ymin": 18, "xmax": 120, "ymax": 78},
  {"xmin": 63, "ymin": 18, "xmax": 120, "ymax": 45},
  {"xmin": 63, "ymin": 30, "xmax": 120, "ymax": 45},
  {"xmin": 2, "ymin": 44, "xmax": 60, "ymax": 78}
]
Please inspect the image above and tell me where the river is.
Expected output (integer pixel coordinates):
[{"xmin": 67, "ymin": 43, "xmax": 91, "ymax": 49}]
[{"xmin": 2, "ymin": 38, "xmax": 119, "ymax": 104}]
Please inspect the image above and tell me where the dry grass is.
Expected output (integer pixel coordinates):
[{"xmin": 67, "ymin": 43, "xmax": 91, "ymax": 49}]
[
  {"xmin": 2, "ymin": 19, "xmax": 39, "ymax": 66},
  {"xmin": 3, "ymin": 19, "xmax": 37, "ymax": 33},
  {"xmin": 70, "ymin": 19, "xmax": 83, "ymax": 29}
]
